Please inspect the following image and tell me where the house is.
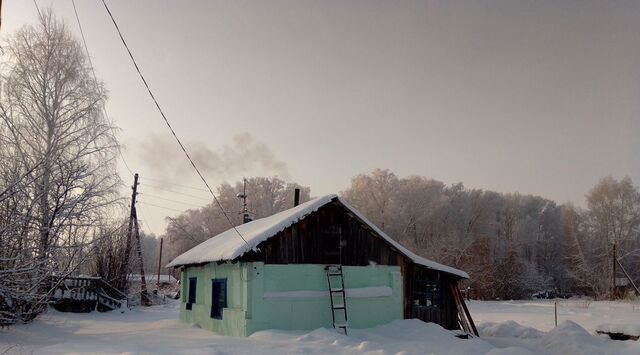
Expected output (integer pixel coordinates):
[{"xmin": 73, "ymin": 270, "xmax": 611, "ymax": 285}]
[{"xmin": 167, "ymin": 194, "xmax": 476, "ymax": 337}]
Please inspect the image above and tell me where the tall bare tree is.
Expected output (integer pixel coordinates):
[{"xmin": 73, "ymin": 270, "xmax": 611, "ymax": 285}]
[
  {"xmin": 0, "ymin": 9, "xmax": 121, "ymax": 324},
  {"xmin": 342, "ymin": 169, "xmax": 398, "ymax": 230},
  {"xmin": 582, "ymin": 176, "xmax": 640, "ymax": 297}
]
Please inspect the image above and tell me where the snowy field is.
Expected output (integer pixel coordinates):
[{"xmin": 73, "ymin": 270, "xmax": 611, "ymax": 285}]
[
  {"xmin": 470, "ymin": 299, "xmax": 640, "ymax": 354},
  {"xmin": 0, "ymin": 300, "xmax": 639, "ymax": 354}
]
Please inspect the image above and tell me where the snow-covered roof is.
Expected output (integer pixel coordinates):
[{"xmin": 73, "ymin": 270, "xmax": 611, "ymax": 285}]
[{"xmin": 167, "ymin": 194, "xmax": 469, "ymax": 278}]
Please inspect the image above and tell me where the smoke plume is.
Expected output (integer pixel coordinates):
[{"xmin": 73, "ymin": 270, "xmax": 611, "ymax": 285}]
[{"xmin": 138, "ymin": 133, "xmax": 290, "ymax": 183}]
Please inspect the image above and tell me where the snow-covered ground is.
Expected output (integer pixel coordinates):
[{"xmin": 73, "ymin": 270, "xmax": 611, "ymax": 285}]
[
  {"xmin": 469, "ymin": 299, "xmax": 640, "ymax": 333},
  {"xmin": 0, "ymin": 299, "xmax": 638, "ymax": 354},
  {"xmin": 470, "ymin": 299, "xmax": 640, "ymax": 355}
]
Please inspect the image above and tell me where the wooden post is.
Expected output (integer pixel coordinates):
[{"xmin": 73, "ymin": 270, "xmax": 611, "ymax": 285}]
[
  {"xmin": 450, "ymin": 283, "xmax": 478, "ymax": 336},
  {"xmin": 612, "ymin": 242, "xmax": 617, "ymax": 300},
  {"xmin": 133, "ymin": 210, "xmax": 150, "ymax": 306},
  {"xmin": 554, "ymin": 301, "xmax": 558, "ymax": 327},
  {"xmin": 156, "ymin": 238, "xmax": 163, "ymax": 288},
  {"xmin": 118, "ymin": 173, "xmax": 139, "ymax": 293}
]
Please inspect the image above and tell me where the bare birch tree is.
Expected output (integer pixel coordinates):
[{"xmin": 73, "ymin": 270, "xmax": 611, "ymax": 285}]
[{"xmin": 0, "ymin": 10, "xmax": 121, "ymax": 324}]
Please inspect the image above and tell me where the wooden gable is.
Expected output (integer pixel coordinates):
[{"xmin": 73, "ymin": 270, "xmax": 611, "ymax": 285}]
[{"xmin": 238, "ymin": 201, "xmax": 404, "ymax": 266}]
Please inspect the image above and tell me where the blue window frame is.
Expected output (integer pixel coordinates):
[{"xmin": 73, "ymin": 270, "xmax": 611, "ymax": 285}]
[
  {"xmin": 211, "ymin": 279, "xmax": 227, "ymax": 319},
  {"xmin": 186, "ymin": 277, "xmax": 197, "ymax": 310}
]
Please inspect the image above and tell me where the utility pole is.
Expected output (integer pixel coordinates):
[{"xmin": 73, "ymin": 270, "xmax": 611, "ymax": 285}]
[
  {"xmin": 118, "ymin": 173, "xmax": 139, "ymax": 292},
  {"xmin": 156, "ymin": 238, "xmax": 163, "ymax": 288},
  {"xmin": 119, "ymin": 173, "xmax": 150, "ymax": 305},
  {"xmin": 133, "ymin": 209, "xmax": 150, "ymax": 306}
]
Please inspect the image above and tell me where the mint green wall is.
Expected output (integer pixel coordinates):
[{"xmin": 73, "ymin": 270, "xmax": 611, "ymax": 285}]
[
  {"xmin": 245, "ymin": 263, "xmax": 403, "ymax": 334},
  {"xmin": 179, "ymin": 262, "xmax": 249, "ymax": 337},
  {"xmin": 180, "ymin": 262, "xmax": 403, "ymax": 336}
]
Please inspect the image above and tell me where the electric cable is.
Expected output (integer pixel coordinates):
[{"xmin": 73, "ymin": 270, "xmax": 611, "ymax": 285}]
[
  {"xmin": 100, "ymin": 0, "xmax": 248, "ymax": 245},
  {"xmin": 71, "ymin": 0, "xmax": 134, "ymax": 176}
]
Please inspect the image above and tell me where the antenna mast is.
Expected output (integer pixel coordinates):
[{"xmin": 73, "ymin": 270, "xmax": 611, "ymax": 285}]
[{"xmin": 237, "ymin": 178, "xmax": 252, "ymax": 224}]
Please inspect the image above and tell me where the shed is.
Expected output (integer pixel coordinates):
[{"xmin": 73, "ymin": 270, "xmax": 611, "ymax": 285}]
[{"xmin": 167, "ymin": 194, "xmax": 476, "ymax": 336}]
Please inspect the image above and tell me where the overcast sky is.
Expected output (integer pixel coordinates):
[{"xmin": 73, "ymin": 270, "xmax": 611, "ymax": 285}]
[{"xmin": 2, "ymin": 0, "xmax": 639, "ymax": 234}]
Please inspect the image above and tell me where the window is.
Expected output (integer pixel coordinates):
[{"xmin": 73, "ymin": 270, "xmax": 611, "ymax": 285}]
[
  {"xmin": 413, "ymin": 274, "xmax": 441, "ymax": 309},
  {"xmin": 322, "ymin": 226, "xmax": 342, "ymax": 264},
  {"xmin": 211, "ymin": 279, "xmax": 227, "ymax": 320},
  {"xmin": 186, "ymin": 277, "xmax": 197, "ymax": 310}
]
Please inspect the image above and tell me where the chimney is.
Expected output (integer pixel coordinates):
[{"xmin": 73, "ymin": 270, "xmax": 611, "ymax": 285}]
[{"xmin": 294, "ymin": 188, "xmax": 300, "ymax": 207}]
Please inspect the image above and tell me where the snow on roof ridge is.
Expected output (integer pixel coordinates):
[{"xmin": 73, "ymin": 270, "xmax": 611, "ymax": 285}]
[
  {"xmin": 166, "ymin": 195, "xmax": 337, "ymax": 268},
  {"xmin": 167, "ymin": 194, "xmax": 468, "ymax": 278}
]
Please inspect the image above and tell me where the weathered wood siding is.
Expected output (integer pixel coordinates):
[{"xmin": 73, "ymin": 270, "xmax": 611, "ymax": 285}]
[
  {"xmin": 239, "ymin": 202, "xmax": 401, "ymax": 265},
  {"xmin": 237, "ymin": 200, "xmax": 461, "ymax": 330},
  {"xmin": 403, "ymin": 263, "xmax": 460, "ymax": 330}
]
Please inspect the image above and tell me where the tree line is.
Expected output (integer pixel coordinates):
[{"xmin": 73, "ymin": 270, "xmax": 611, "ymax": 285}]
[
  {"xmin": 159, "ymin": 170, "xmax": 640, "ymax": 301},
  {"xmin": 341, "ymin": 169, "xmax": 640, "ymax": 300}
]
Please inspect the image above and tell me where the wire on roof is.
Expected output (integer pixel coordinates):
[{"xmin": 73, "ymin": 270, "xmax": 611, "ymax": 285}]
[{"xmin": 100, "ymin": 0, "xmax": 248, "ymax": 245}]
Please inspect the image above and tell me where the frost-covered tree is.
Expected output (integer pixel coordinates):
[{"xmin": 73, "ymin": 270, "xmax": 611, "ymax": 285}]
[
  {"xmin": 0, "ymin": 10, "xmax": 121, "ymax": 324},
  {"xmin": 579, "ymin": 176, "xmax": 640, "ymax": 297},
  {"xmin": 342, "ymin": 169, "xmax": 398, "ymax": 230},
  {"xmin": 342, "ymin": 169, "xmax": 565, "ymax": 300},
  {"xmin": 164, "ymin": 177, "xmax": 310, "ymax": 264}
]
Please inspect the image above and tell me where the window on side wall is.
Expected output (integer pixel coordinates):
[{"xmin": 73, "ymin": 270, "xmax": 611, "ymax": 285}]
[
  {"xmin": 186, "ymin": 277, "xmax": 197, "ymax": 310},
  {"xmin": 413, "ymin": 273, "xmax": 442, "ymax": 309},
  {"xmin": 210, "ymin": 279, "xmax": 227, "ymax": 320}
]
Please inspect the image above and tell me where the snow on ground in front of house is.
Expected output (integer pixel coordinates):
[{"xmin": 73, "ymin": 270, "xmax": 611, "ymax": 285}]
[
  {"xmin": 0, "ymin": 301, "xmax": 494, "ymax": 355},
  {"xmin": 470, "ymin": 299, "xmax": 640, "ymax": 355},
  {"xmin": 1, "ymin": 299, "xmax": 639, "ymax": 354}
]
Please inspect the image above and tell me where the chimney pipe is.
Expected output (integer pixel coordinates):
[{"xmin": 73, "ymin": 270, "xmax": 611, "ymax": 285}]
[{"xmin": 294, "ymin": 188, "xmax": 300, "ymax": 207}]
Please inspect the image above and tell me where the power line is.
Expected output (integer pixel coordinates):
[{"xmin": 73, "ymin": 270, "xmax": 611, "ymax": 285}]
[
  {"xmin": 138, "ymin": 201, "xmax": 190, "ymax": 213},
  {"xmin": 136, "ymin": 204, "xmax": 156, "ymax": 236},
  {"xmin": 100, "ymin": 0, "xmax": 248, "ymax": 246},
  {"xmin": 140, "ymin": 177, "xmax": 210, "ymax": 192},
  {"xmin": 71, "ymin": 0, "xmax": 133, "ymax": 177},
  {"xmin": 139, "ymin": 192, "xmax": 206, "ymax": 209},
  {"xmin": 138, "ymin": 183, "xmax": 212, "ymax": 202}
]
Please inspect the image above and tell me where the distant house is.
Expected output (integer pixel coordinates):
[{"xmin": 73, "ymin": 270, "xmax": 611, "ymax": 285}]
[{"xmin": 167, "ymin": 194, "xmax": 476, "ymax": 337}]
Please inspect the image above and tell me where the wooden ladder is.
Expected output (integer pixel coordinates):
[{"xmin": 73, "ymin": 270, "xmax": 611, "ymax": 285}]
[{"xmin": 326, "ymin": 264, "xmax": 348, "ymax": 335}]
